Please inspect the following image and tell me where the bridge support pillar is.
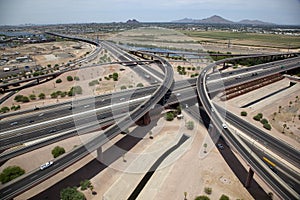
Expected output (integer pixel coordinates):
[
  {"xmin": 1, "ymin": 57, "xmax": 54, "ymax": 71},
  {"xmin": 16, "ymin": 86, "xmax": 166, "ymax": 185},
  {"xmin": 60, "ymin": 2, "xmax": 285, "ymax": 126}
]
[
  {"xmin": 245, "ymin": 167, "xmax": 254, "ymax": 188},
  {"xmin": 97, "ymin": 146, "xmax": 103, "ymax": 162},
  {"xmin": 136, "ymin": 111, "xmax": 151, "ymax": 126}
]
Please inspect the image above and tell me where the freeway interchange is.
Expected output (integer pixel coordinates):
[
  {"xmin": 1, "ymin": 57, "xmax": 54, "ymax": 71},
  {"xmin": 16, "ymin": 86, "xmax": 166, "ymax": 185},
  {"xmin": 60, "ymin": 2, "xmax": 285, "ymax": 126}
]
[{"xmin": 0, "ymin": 33, "xmax": 299, "ymax": 200}]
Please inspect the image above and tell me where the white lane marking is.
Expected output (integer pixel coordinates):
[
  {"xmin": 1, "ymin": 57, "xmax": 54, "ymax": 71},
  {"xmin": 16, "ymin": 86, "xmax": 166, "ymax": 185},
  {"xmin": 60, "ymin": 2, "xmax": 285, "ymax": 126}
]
[{"xmin": 0, "ymin": 95, "xmax": 151, "ymax": 136}]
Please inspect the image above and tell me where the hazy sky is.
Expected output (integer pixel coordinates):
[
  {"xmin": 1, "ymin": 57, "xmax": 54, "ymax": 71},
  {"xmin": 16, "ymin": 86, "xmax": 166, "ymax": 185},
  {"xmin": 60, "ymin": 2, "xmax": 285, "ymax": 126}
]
[{"xmin": 0, "ymin": 0, "xmax": 299, "ymax": 25}]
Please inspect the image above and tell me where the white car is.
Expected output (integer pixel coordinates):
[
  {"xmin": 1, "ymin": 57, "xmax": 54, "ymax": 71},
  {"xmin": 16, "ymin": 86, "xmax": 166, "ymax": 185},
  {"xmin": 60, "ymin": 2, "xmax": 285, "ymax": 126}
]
[
  {"xmin": 222, "ymin": 123, "xmax": 228, "ymax": 129},
  {"xmin": 40, "ymin": 161, "xmax": 53, "ymax": 170}
]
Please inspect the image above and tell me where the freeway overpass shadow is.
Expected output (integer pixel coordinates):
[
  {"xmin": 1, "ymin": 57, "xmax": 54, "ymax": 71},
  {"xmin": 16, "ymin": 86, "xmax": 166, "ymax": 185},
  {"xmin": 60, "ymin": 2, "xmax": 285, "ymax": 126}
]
[
  {"xmin": 186, "ymin": 101, "xmax": 270, "ymax": 200},
  {"xmin": 217, "ymin": 137, "xmax": 270, "ymax": 200},
  {"xmin": 30, "ymin": 107, "xmax": 163, "ymax": 200}
]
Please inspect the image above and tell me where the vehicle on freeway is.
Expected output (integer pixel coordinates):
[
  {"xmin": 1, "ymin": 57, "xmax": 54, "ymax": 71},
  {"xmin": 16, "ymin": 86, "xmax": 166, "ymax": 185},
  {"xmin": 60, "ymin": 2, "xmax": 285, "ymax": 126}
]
[
  {"xmin": 38, "ymin": 113, "xmax": 44, "ymax": 117},
  {"xmin": 222, "ymin": 123, "xmax": 228, "ymax": 129},
  {"xmin": 83, "ymin": 105, "xmax": 90, "ymax": 108},
  {"xmin": 120, "ymin": 97, "xmax": 125, "ymax": 101},
  {"xmin": 48, "ymin": 129, "xmax": 57, "ymax": 133},
  {"xmin": 176, "ymin": 93, "xmax": 181, "ymax": 96},
  {"xmin": 10, "ymin": 121, "xmax": 18, "ymax": 126},
  {"xmin": 28, "ymin": 119, "xmax": 34, "ymax": 123},
  {"xmin": 217, "ymin": 143, "xmax": 224, "ymax": 150},
  {"xmin": 40, "ymin": 161, "xmax": 53, "ymax": 170}
]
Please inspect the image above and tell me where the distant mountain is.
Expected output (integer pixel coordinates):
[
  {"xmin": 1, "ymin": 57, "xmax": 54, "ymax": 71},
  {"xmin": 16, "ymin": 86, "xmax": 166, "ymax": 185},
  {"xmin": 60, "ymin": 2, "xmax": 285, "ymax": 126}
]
[
  {"xmin": 238, "ymin": 19, "xmax": 274, "ymax": 25},
  {"xmin": 126, "ymin": 19, "xmax": 140, "ymax": 24},
  {"xmin": 173, "ymin": 15, "xmax": 273, "ymax": 25},
  {"xmin": 200, "ymin": 15, "xmax": 233, "ymax": 24}
]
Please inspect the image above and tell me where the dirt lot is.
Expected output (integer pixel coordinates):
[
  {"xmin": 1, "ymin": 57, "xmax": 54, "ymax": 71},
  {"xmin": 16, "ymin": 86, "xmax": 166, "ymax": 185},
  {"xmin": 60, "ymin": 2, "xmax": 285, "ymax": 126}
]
[
  {"xmin": 0, "ymin": 64, "xmax": 149, "ymax": 112},
  {"xmin": 0, "ymin": 41, "xmax": 93, "ymax": 71}
]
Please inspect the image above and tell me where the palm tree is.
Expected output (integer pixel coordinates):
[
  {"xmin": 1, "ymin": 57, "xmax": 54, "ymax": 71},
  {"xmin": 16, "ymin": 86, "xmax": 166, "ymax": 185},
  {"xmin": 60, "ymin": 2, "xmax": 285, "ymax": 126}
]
[
  {"xmin": 184, "ymin": 192, "xmax": 187, "ymax": 200},
  {"xmin": 278, "ymin": 106, "xmax": 282, "ymax": 113},
  {"xmin": 203, "ymin": 143, "xmax": 207, "ymax": 153},
  {"xmin": 289, "ymin": 101, "xmax": 292, "ymax": 107},
  {"xmin": 273, "ymin": 112, "xmax": 277, "ymax": 120},
  {"xmin": 282, "ymin": 124, "xmax": 287, "ymax": 133},
  {"xmin": 292, "ymin": 114, "xmax": 296, "ymax": 123}
]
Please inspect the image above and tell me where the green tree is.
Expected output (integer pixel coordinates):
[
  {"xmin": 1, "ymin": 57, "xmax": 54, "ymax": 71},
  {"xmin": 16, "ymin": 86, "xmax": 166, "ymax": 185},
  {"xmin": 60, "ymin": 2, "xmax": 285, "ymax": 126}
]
[
  {"xmin": 51, "ymin": 146, "xmax": 65, "ymax": 158},
  {"xmin": 60, "ymin": 187, "xmax": 85, "ymax": 200},
  {"xmin": 219, "ymin": 194, "xmax": 230, "ymax": 200},
  {"xmin": 241, "ymin": 111, "xmax": 247, "ymax": 116},
  {"xmin": 195, "ymin": 195, "xmax": 210, "ymax": 200},
  {"xmin": 47, "ymin": 64, "xmax": 51, "ymax": 68},
  {"xmin": 112, "ymin": 72, "xmax": 119, "ymax": 81},
  {"xmin": 29, "ymin": 94, "xmax": 36, "ymax": 100},
  {"xmin": 186, "ymin": 121, "xmax": 194, "ymax": 130},
  {"xmin": 260, "ymin": 118, "xmax": 268, "ymax": 125},
  {"xmin": 80, "ymin": 179, "xmax": 91, "ymax": 191},
  {"xmin": 56, "ymin": 78, "xmax": 62, "ymax": 83},
  {"xmin": 74, "ymin": 76, "xmax": 80, "ymax": 81},
  {"xmin": 67, "ymin": 76, "xmax": 73, "ymax": 81},
  {"xmin": 0, "ymin": 166, "xmax": 25, "ymax": 184},
  {"xmin": 263, "ymin": 123, "xmax": 272, "ymax": 130},
  {"xmin": 165, "ymin": 112, "xmax": 175, "ymax": 121}
]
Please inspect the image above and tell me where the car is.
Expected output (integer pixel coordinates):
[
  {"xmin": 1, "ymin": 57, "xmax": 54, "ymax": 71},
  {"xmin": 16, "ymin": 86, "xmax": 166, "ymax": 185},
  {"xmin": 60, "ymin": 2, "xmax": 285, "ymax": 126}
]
[
  {"xmin": 29, "ymin": 119, "xmax": 34, "ymax": 123},
  {"xmin": 38, "ymin": 113, "xmax": 44, "ymax": 117},
  {"xmin": 10, "ymin": 121, "xmax": 18, "ymax": 126},
  {"xmin": 217, "ymin": 143, "xmax": 224, "ymax": 150},
  {"xmin": 48, "ymin": 129, "xmax": 56, "ymax": 133},
  {"xmin": 40, "ymin": 161, "xmax": 53, "ymax": 170},
  {"xmin": 120, "ymin": 97, "xmax": 125, "ymax": 101},
  {"xmin": 83, "ymin": 105, "xmax": 90, "ymax": 108},
  {"xmin": 176, "ymin": 93, "xmax": 181, "ymax": 96},
  {"xmin": 222, "ymin": 123, "xmax": 228, "ymax": 129}
]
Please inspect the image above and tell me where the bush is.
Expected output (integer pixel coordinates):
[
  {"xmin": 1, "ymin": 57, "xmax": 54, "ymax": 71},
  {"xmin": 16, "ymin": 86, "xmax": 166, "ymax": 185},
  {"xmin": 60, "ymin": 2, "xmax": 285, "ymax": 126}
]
[
  {"xmin": 38, "ymin": 93, "xmax": 46, "ymax": 99},
  {"xmin": 60, "ymin": 91, "xmax": 67, "ymax": 97},
  {"xmin": 120, "ymin": 85, "xmax": 127, "ymax": 90},
  {"xmin": 60, "ymin": 187, "xmax": 85, "ymax": 200},
  {"xmin": 29, "ymin": 94, "xmax": 36, "ymax": 100},
  {"xmin": 74, "ymin": 76, "xmax": 80, "ymax": 81},
  {"xmin": 219, "ymin": 194, "xmax": 229, "ymax": 200},
  {"xmin": 186, "ymin": 121, "xmax": 194, "ymax": 130},
  {"xmin": 67, "ymin": 76, "xmax": 73, "ymax": 81},
  {"xmin": 56, "ymin": 78, "xmax": 62, "ymax": 83},
  {"xmin": 204, "ymin": 187, "xmax": 212, "ymax": 195},
  {"xmin": 263, "ymin": 123, "xmax": 272, "ymax": 130},
  {"xmin": 241, "ymin": 111, "xmax": 247, "ymax": 116},
  {"xmin": 80, "ymin": 179, "xmax": 91, "ymax": 191},
  {"xmin": 51, "ymin": 92, "xmax": 58, "ymax": 98},
  {"xmin": 88, "ymin": 80, "xmax": 99, "ymax": 86},
  {"xmin": 253, "ymin": 113, "xmax": 263, "ymax": 121},
  {"xmin": 0, "ymin": 166, "xmax": 25, "ymax": 184},
  {"xmin": 1, "ymin": 106, "xmax": 10, "ymax": 113},
  {"xmin": 137, "ymin": 83, "xmax": 144, "ymax": 87},
  {"xmin": 165, "ymin": 112, "xmax": 175, "ymax": 121},
  {"xmin": 21, "ymin": 96, "xmax": 30, "ymax": 103},
  {"xmin": 260, "ymin": 118, "xmax": 268, "ymax": 124},
  {"xmin": 52, "ymin": 146, "xmax": 66, "ymax": 158},
  {"xmin": 14, "ymin": 95, "xmax": 24, "ymax": 102},
  {"xmin": 195, "ymin": 195, "xmax": 210, "ymax": 200}
]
